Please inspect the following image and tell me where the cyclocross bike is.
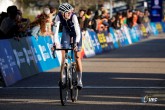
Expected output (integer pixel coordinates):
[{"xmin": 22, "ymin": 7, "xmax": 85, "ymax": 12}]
[{"xmin": 52, "ymin": 45, "xmax": 79, "ymax": 106}]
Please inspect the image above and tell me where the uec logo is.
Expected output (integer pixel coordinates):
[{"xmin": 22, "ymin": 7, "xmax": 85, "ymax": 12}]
[{"xmin": 142, "ymin": 95, "xmax": 158, "ymax": 103}]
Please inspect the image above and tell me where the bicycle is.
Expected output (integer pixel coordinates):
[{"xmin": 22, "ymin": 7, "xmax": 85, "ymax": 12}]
[{"xmin": 52, "ymin": 45, "xmax": 79, "ymax": 106}]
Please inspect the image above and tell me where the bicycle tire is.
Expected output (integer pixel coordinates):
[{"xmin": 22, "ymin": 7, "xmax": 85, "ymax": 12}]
[
  {"xmin": 59, "ymin": 66, "xmax": 68, "ymax": 106},
  {"xmin": 70, "ymin": 64, "xmax": 79, "ymax": 102}
]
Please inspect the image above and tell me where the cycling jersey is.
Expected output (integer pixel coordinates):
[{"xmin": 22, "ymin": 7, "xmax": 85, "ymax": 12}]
[
  {"xmin": 53, "ymin": 12, "xmax": 81, "ymax": 43},
  {"xmin": 53, "ymin": 12, "xmax": 82, "ymax": 51}
]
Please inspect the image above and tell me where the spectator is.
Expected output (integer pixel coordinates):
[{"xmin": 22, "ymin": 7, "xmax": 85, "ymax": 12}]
[
  {"xmin": 84, "ymin": 9, "xmax": 93, "ymax": 30},
  {"xmin": 50, "ymin": 6, "xmax": 57, "ymax": 34},
  {"xmin": 96, "ymin": 4, "xmax": 105, "ymax": 17},
  {"xmin": 127, "ymin": 9, "xmax": 133, "ymax": 28},
  {"xmin": 0, "ymin": 5, "xmax": 18, "ymax": 39},
  {"xmin": 78, "ymin": 9, "xmax": 86, "ymax": 31},
  {"xmin": 30, "ymin": 7, "xmax": 54, "ymax": 39},
  {"xmin": 132, "ymin": 12, "xmax": 138, "ymax": 27},
  {"xmin": 16, "ymin": 10, "xmax": 30, "ymax": 37},
  {"xmin": 109, "ymin": 16, "xmax": 116, "ymax": 29},
  {"xmin": 143, "ymin": 10, "xmax": 150, "ymax": 24},
  {"xmin": 137, "ymin": 10, "xmax": 144, "ymax": 25},
  {"xmin": 120, "ymin": 12, "xmax": 127, "ymax": 26},
  {"xmin": 113, "ymin": 12, "xmax": 121, "ymax": 30}
]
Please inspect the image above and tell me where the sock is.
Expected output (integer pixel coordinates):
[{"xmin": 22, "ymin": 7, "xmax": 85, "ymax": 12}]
[{"xmin": 77, "ymin": 72, "xmax": 82, "ymax": 83}]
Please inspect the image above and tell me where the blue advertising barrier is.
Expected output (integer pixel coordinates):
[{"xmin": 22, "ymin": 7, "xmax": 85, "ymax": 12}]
[
  {"xmin": 104, "ymin": 30, "xmax": 113, "ymax": 50},
  {"xmin": 161, "ymin": 22, "xmax": 165, "ymax": 32},
  {"xmin": 133, "ymin": 26, "xmax": 142, "ymax": 41},
  {"xmin": 28, "ymin": 36, "xmax": 60, "ymax": 72},
  {"xmin": 109, "ymin": 27, "xmax": 119, "ymax": 48},
  {"xmin": 27, "ymin": 36, "xmax": 45, "ymax": 72},
  {"xmin": 150, "ymin": 22, "xmax": 159, "ymax": 36},
  {"xmin": 88, "ymin": 30, "xmax": 102, "ymax": 54},
  {"xmin": 0, "ymin": 40, "xmax": 22, "ymax": 86},
  {"xmin": 129, "ymin": 27, "xmax": 138, "ymax": 43},
  {"xmin": 43, "ymin": 36, "xmax": 60, "ymax": 68},
  {"xmin": 120, "ymin": 27, "xmax": 129, "ymax": 46}
]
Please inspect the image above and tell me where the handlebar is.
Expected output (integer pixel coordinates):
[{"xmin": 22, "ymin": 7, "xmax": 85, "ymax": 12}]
[{"xmin": 52, "ymin": 45, "xmax": 74, "ymax": 58}]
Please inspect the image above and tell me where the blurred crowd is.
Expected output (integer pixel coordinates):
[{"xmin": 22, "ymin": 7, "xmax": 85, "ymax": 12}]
[
  {"xmin": 78, "ymin": 5, "xmax": 151, "ymax": 33},
  {"xmin": 0, "ymin": 4, "xmax": 151, "ymax": 39}
]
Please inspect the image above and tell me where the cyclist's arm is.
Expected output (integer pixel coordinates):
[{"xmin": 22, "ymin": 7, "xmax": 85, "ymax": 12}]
[
  {"xmin": 72, "ymin": 15, "xmax": 81, "ymax": 43},
  {"xmin": 53, "ymin": 15, "xmax": 61, "ymax": 44}
]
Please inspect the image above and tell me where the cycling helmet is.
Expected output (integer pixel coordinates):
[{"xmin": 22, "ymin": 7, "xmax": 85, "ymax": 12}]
[{"xmin": 59, "ymin": 3, "xmax": 73, "ymax": 13}]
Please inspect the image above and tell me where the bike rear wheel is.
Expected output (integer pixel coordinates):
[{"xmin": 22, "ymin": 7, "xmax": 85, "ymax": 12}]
[
  {"xmin": 59, "ymin": 66, "xmax": 69, "ymax": 106},
  {"xmin": 70, "ymin": 65, "xmax": 79, "ymax": 102}
]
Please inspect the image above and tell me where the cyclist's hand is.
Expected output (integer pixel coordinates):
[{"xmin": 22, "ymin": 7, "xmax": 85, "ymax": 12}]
[
  {"xmin": 51, "ymin": 43, "xmax": 56, "ymax": 51},
  {"xmin": 74, "ymin": 42, "xmax": 78, "ymax": 51}
]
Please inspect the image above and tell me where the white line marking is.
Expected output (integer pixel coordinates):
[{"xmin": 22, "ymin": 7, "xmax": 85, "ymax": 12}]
[{"xmin": 1, "ymin": 86, "xmax": 165, "ymax": 89}]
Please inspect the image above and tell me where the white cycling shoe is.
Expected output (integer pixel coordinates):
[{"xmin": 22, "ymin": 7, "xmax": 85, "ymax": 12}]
[{"xmin": 77, "ymin": 80, "xmax": 83, "ymax": 90}]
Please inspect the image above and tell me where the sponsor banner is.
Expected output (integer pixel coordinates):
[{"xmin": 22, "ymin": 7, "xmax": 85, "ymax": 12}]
[
  {"xmin": 88, "ymin": 30, "xmax": 102, "ymax": 54},
  {"xmin": 109, "ymin": 27, "xmax": 119, "ymax": 48},
  {"xmin": 156, "ymin": 22, "xmax": 163, "ymax": 33},
  {"xmin": 143, "ymin": 23, "xmax": 153, "ymax": 35},
  {"xmin": 120, "ymin": 26, "xmax": 130, "ymax": 46},
  {"xmin": 82, "ymin": 31, "xmax": 95, "ymax": 57},
  {"xmin": 0, "ymin": 40, "xmax": 22, "ymax": 86},
  {"xmin": 139, "ymin": 25, "xmax": 148, "ymax": 38},
  {"xmin": 97, "ymin": 32, "xmax": 109, "ymax": 51},
  {"xmin": 28, "ymin": 36, "xmax": 60, "ymax": 72},
  {"xmin": 122, "ymin": 26, "xmax": 132, "ymax": 44},
  {"xmin": 150, "ymin": 22, "xmax": 159, "ymax": 36},
  {"xmin": 21, "ymin": 37, "xmax": 38, "ymax": 75},
  {"xmin": 133, "ymin": 25, "xmax": 142, "ymax": 41},
  {"xmin": 104, "ymin": 30, "xmax": 113, "ymax": 50},
  {"xmin": 115, "ymin": 30, "xmax": 124, "ymax": 47},
  {"xmin": 129, "ymin": 27, "xmax": 138, "ymax": 43},
  {"xmin": 160, "ymin": 22, "xmax": 165, "ymax": 32},
  {"xmin": 42, "ymin": 36, "xmax": 61, "ymax": 68},
  {"xmin": 26, "ymin": 36, "xmax": 45, "ymax": 72},
  {"xmin": 150, "ymin": 0, "xmax": 163, "ymax": 22},
  {"xmin": 9, "ymin": 39, "xmax": 34, "ymax": 78}
]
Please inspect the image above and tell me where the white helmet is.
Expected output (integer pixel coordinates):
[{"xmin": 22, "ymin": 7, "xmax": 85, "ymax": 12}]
[{"xmin": 59, "ymin": 3, "xmax": 73, "ymax": 13}]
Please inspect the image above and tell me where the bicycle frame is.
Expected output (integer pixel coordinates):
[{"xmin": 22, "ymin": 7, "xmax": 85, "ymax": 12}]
[{"xmin": 52, "ymin": 46, "xmax": 78, "ymax": 105}]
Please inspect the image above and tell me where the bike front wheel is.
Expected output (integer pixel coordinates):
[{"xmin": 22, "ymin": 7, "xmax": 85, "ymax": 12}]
[
  {"xmin": 70, "ymin": 65, "xmax": 79, "ymax": 102},
  {"xmin": 59, "ymin": 67, "xmax": 68, "ymax": 106}
]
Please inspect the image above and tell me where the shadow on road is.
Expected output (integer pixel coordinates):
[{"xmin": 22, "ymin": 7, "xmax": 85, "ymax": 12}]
[{"xmin": 93, "ymin": 38, "xmax": 165, "ymax": 58}]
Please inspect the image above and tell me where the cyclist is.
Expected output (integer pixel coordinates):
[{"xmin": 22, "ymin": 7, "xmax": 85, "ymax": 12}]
[{"xmin": 52, "ymin": 3, "xmax": 83, "ymax": 89}]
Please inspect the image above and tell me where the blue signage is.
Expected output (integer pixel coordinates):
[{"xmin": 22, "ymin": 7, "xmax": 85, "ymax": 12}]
[
  {"xmin": 0, "ymin": 40, "xmax": 22, "ymax": 86},
  {"xmin": 150, "ymin": 0, "xmax": 163, "ymax": 22},
  {"xmin": 88, "ymin": 30, "xmax": 102, "ymax": 54}
]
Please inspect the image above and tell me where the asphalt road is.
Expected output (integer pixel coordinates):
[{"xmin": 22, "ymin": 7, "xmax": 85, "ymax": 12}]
[{"xmin": 0, "ymin": 35, "xmax": 165, "ymax": 110}]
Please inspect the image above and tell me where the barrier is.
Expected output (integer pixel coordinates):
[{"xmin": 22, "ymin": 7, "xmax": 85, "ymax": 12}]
[
  {"xmin": 122, "ymin": 26, "xmax": 132, "ymax": 45},
  {"xmin": 156, "ymin": 22, "xmax": 163, "ymax": 33},
  {"xmin": 82, "ymin": 31, "xmax": 95, "ymax": 58},
  {"xmin": 150, "ymin": 22, "xmax": 159, "ymax": 36},
  {"xmin": 28, "ymin": 36, "xmax": 61, "ymax": 72},
  {"xmin": 0, "ymin": 21, "xmax": 161, "ymax": 86},
  {"xmin": 97, "ymin": 32, "xmax": 109, "ymax": 51},
  {"xmin": 109, "ymin": 27, "xmax": 119, "ymax": 48},
  {"xmin": 0, "ymin": 40, "xmax": 22, "ymax": 86},
  {"xmin": 103, "ymin": 30, "xmax": 113, "ymax": 50},
  {"xmin": 161, "ymin": 22, "xmax": 165, "ymax": 32},
  {"xmin": 87, "ymin": 30, "xmax": 102, "ymax": 54}
]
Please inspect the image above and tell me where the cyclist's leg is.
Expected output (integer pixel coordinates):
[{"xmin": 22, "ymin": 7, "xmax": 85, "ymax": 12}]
[
  {"xmin": 60, "ymin": 50, "xmax": 65, "ymax": 82},
  {"xmin": 74, "ymin": 34, "xmax": 83, "ymax": 89},
  {"xmin": 75, "ymin": 51, "xmax": 82, "ymax": 80},
  {"xmin": 60, "ymin": 28, "xmax": 71, "ymax": 83}
]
